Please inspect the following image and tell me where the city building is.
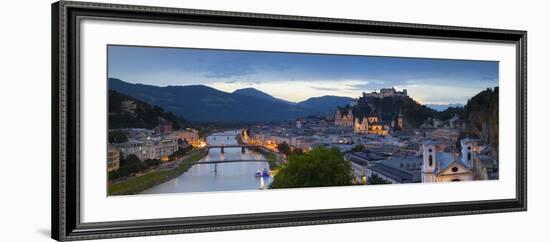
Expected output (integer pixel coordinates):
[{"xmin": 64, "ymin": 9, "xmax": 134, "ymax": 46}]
[
  {"xmin": 107, "ymin": 146, "xmax": 120, "ymax": 172},
  {"xmin": 154, "ymin": 117, "xmax": 173, "ymax": 134},
  {"xmin": 117, "ymin": 140, "xmax": 146, "ymax": 160},
  {"xmin": 115, "ymin": 136, "xmax": 179, "ymax": 162},
  {"xmin": 421, "ymin": 139, "xmax": 488, "ymax": 182},
  {"xmin": 120, "ymin": 100, "xmax": 137, "ymax": 114},
  {"xmin": 159, "ymin": 138, "xmax": 178, "ymax": 161},
  {"xmin": 353, "ymin": 111, "xmax": 389, "ymax": 135},
  {"xmin": 421, "ymin": 114, "xmax": 465, "ymax": 131},
  {"xmin": 354, "ymin": 117, "xmax": 369, "ymax": 133},
  {"xmin": 430, "ymin": 128, "xmax": 460, "ymax": 143},
  {"xmin": 166, "ymin": 129, "xmax": 200, "ymax": 147},
  {"xmin": 366, "ymin": 163, "xmax": 416, "ymax": 184},
  {"xmin": 334, "ymin": 108, "xmax": 354, "ymax": 127},
  {"xmin": 296, "ymin": 120, "xmax": 302, "ymax": 129}
]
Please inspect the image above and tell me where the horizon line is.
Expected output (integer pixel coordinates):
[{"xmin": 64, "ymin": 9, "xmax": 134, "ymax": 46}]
[{"xmin": 109, "ymin": 77, "xmax": 498, "ymax": 106}]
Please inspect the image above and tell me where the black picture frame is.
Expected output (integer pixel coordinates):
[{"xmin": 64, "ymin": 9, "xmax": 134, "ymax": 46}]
[{"xmin": 52, "ymin": 1, "xmax": 527, "ymax": 241}]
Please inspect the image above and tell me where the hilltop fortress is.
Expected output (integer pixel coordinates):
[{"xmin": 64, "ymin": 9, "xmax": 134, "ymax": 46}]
[{"xmin": 363, "ymin": 87, "xmax": 408, "ymax": 99}]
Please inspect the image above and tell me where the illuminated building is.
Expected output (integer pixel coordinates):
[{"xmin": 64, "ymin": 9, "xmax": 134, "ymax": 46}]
[
  {"xmin": 353, "ymin": 111, "xmax": 389, "ymax": 135},
  {"xmin": 421, "ymin": 139, "xmax": 488, "ymax": 182}
]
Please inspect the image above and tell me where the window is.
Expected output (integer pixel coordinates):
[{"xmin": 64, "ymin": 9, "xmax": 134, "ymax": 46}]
[
  {"xmin": 468, "ymin": 153, "xmax": 471, "ymax": 161},
  {"xmin": 451, "ymin": 178, "xmax": 461, "ymax": 182},
  {"xmin": 452, "ymin": 167, "xmax": 458, "ymax": 172},
  {"xmin": 429, "ymin": 155, "xmax": 433, "ymax": 166}
]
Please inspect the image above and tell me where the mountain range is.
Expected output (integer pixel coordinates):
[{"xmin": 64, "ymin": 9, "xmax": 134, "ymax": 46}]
[{"xmin": 108, "ymin": 78, "xmax": 354, "ymax": 122}]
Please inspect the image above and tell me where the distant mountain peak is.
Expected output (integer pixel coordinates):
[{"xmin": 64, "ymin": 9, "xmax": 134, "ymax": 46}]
[
  {"xmin": 233, "ymin": 87, "xmax": 292, "ymax": 104},
  {"xmin": 234, "ymin": 87, "xmax": 260, "ymax": 92},
  {"xmin": 233, "ymin": 87, "xmax": 271, "ymax": 97}
]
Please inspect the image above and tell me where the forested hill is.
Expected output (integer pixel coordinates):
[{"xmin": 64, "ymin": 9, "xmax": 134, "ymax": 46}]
[
  {"xmin": 108, "ymin": 90, "xmax": 188, "ymax": 130},
  {"xmin": 341, "ymin": 95, "xmax": 438, "ymax": 128},
  {"xmin": 462, "ymin": 87, "xmax": 499, "ymax": 149}
]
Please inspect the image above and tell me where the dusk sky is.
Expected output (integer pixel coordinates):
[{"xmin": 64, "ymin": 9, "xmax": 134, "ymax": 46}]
[{"xmin": 108, "ymin": 45, "xmax": 499, "ymax": 105}]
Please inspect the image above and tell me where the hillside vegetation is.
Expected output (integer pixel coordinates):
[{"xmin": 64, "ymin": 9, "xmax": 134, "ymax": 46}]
[{"xmin": 109, "ymin": 90, "xmax": 188, "ymax": 130}]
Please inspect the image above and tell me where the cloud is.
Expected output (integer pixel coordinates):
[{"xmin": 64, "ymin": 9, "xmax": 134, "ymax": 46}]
[
  {"xmin": 311, "ymin": 86, "xmax": 342, "ymax": 91},
  {"xmin": 203, "ymin": 68, "xmax": 256, "ymax": 78}
]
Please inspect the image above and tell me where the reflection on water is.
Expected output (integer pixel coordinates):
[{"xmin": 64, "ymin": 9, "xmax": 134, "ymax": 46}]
[{"xmin": 141, "ymin": 130, "xmax": 272, "ymax": 194}]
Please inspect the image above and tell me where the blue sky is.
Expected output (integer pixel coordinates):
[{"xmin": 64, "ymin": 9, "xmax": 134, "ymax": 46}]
[{"xmin": 108, "ymin": 45, "xmax": 498, "ymax": 104}]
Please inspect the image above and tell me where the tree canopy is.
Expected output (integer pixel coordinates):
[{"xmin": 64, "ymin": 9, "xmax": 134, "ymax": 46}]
[
  {"xmin": 368, "ymin": 174, "xmax": 391, "ymax": 185},
  {"xmin": 351, "ymin": 144, "xmax": 365, "ymax": 152},
  {"xmin": 463, "ymin": 87, "xmax": 499, "ymax": 150},
  {"xmin": 270, "ymin": 147, "xmax": 353, "ymax": 189},
  {"xmin": 277, "ymin": 142, "xmax": 291, "ymax": 156},
  {"xmin": 108, "ymin": 90, "xmax": 188, "ymax": 130},
  {"xmin": 108, "ymin": 130, "xmax": 128, "ymax": 144}
]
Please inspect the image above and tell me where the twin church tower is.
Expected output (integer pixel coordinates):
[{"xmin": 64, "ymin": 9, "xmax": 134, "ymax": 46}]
[{"xmin": 422, "ymin": 139, "xmax": 485, "ymax": 182}]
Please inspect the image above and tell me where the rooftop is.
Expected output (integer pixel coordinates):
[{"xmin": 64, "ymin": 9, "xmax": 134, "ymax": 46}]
[{"xmin": 369, "ymin": 163, "xmax": 415, "ymax": 183}]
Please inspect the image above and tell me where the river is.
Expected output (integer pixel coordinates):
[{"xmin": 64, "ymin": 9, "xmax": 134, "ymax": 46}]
[{"xmin": 141, "ymin": 130, "xmax": 273, "ymax": 194}]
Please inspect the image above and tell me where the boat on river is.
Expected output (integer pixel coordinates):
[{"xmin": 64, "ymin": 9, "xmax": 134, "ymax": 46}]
[
  {"xmin": 255, "ymin": 168, "xmax": 270, "ymax": 177},
  {"xmin": 259, "ymin": 176, "xmax": 266, "ymax": 190}
]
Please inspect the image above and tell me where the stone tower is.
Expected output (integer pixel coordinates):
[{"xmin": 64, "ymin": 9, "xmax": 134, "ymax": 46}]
[
  {"xmin": 397, "ymin": 109, "xmax": 404, "ymax": 130},
  {"xmin": 422, "ymin": 141, "xmax": 437, "ymax": 183},
  {"xmin": 461, "ymin": 139, "xmax": 477, "ymax": 168}
]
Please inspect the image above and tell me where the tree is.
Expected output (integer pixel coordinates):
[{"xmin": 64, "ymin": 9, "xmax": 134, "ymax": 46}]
[
  {"xmin": 108, "ymin": 170, "xmax": 119, "ymax": 181},
  {"xmin": 118, "ymin": 154, "xmax": 143, "ymax": 176},
  {"xmin": 368, "ymin": 174, "xmax": 391, "ymax": 185},
  {"xmin": 351, "ymin": 144, "xmax": 365, "ymax": 152},
  {"xmin": 277, "ymin": 142, "xmax": 291, "ymax": 156},
  {"xmin": 292, "ymin": 148, "xmax": 304, "ymax": 155},
  {"xmin": 169, "ymin": 145, "xmax": 193, "ymax": 160},
  {"xmin": 108, "ymin": 130, "xmax": 128, "ymax": 143},
  {"xmin": 143, "ymin": 158, "xmax": 161, "ymax": 168},
  {"xmin": 270, "ymin": 147, "xmax": 353, "ymax": 189},
  {"xmin": 463, "ymin": 87, "xmax": 499, "ymax": 152}
]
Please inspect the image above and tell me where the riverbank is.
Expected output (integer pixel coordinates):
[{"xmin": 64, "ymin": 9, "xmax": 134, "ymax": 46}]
[
  {"xmin": 235, "ymin": 133, "xmax": 281, "ymax": 170},
  {"xmin": 108, "ymin": 150, "xmax": 208, "ymax": 195},
  {"xmin": 255, "ymin": 148, "xmax": 280, "ymax": 170}
]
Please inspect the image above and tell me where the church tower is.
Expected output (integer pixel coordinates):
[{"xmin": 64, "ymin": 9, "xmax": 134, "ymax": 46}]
[
  {"xmin": 397, "ymin": 109, "xmax": 404, "ymax": 130},
  {"xmin": 461, "ymin": 139, "xmax": 477, "ymax": 168},
  {"xmin": 422, "ymin": 141, "xmax": 437, "ymax": 183}
]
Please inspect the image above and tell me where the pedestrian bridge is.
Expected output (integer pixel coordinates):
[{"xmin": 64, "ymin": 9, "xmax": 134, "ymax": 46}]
[
  {"xmin": 189, "ymin": 159, "xmax": 269, "ymax": 173},
  {"xmin": 189, "ymin": 159, "xmax": 267, "ymax": 165},
  {"xmin": 204, "ymin": 144, "xmax": 261, "ymax": 153}
]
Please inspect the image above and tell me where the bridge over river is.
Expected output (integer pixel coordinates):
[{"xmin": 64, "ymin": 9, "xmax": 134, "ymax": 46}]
[
  {"xmin": 188, "ymin": 158, "xmax": 268, "ymax": 173},
  {"xmin": 188, "ymin": 159, "xmax": 266, "ymax": 165},
  {"xmin": 141, "ymin": 130, "xmax": 273, "ymax": 194},
  {"xmin": 204, "ymin": 144, "xmax": 261, "ymax": 153}
]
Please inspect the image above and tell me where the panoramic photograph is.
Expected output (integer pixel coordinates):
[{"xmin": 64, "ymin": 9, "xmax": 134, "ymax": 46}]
[{"xmin": 106, "ymin": 45, "xmax": 499, "ymax": 196}]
